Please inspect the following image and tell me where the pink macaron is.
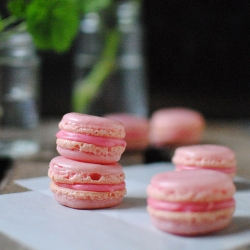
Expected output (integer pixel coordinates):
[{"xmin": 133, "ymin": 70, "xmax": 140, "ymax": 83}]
[
  {"xmin": 49, "ymin": 156, "xmax": 126, "ymax": 209},
  {"xmin": 147, "ymin": 170, "xmax": 236, "ymax": 235},
  {"xmin": 172, "ymin": 144, "xmax": 237, "ymax": 177},
  {"xmin": 104, "ymin": 113, "xmax": 150, "ymax": 151},
  {"xmin": 56, "ymin": 112, "xmax": 126, "ymax": 164},
  {"xmin": 149, "ymin": 107, "xmax": 205, "ymax": 147}
]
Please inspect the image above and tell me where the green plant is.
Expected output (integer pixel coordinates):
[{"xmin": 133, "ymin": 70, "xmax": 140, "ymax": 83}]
[
  {"xmin": 0, "ymin": 0, "xmax": 122, "ymax": 113},
  {"xmin": 0, "ymin": 0, "xmax": 113, "ymax": 52}
]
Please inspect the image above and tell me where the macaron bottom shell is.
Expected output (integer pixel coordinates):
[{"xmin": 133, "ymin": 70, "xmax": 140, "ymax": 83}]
[
  {"xmin": 53, "ymin": 194, "xmax": 124, "ymax": 209},
  {"xmin": 50, "ymin": 181, "xmax": 126, "ymax": 209},
  {"xmin": 57, "ymin": 146, "xmax": 123, "ymax": 164},
  {"xmin": 149, "ymin": 208, "xmax": 234, "ymax": 236}
]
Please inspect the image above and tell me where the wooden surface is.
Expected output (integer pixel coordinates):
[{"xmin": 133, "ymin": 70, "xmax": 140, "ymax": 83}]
[{"xmin": 1, "ymin": 118, "xmax": 250, "ymax": 194}]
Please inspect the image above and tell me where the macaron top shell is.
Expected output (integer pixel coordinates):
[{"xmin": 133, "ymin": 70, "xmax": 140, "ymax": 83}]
[
  {"xmin": 50, "ymin": 156, "xmax": 123, "ymax": 174},
  {"xmin": 172, "ymin": 144, "xmax": 236, "ymax": 168},
  {"xmin": 59, "ymin": 112, "xmax": 125, "ymax": 139},
  {"xmin": 150, "ymin": 108, "xmax": 205, "ymax": 128},
  {"xmin": 147, "ymin": 170, "xmax": 235, "ymax": 202},
  {"xmin": 49, "ymin": 156, "xmax": 125, "ymax": 184}
]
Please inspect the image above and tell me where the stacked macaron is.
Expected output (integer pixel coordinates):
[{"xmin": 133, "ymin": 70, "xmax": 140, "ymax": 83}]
[{"xmin": 48, "ymin": 112, "xmax": 127, "ymax": 209}]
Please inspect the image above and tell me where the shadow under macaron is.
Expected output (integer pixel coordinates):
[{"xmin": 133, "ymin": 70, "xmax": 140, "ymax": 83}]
[
  {"xmin": 168, "ymin": 216, "xmax": 250, "ymax": 238},
  {"xmin": 234, "ymin": 178, "xmax": 250, "ymax": 191},
  {"xmin": 214, "ymin": 216, "xmax": 250, "ymax": 237},
  {"xmin": 108, "ymin": 197, "xmax": 147, "ymax": 210}
]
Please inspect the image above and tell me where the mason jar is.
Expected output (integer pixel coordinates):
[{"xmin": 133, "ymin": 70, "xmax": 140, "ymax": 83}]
[{"xmin": 0, "ymin": 32, "xmax": 40, "ymax": 129}]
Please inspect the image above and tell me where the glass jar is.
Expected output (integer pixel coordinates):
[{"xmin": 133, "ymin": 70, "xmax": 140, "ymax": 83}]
[
  {"xmin": 72, "ymin": 0, "xmax": 148, "ymax": 117},
  {"xmin": 0, "ymin": 32, "xmax": 40, "ymax": 129}
]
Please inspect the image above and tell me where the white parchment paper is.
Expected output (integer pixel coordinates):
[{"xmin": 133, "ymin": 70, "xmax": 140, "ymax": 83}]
[{"xmin": 0, "ymin": 162, "xmax": 249, "ymax": 250}]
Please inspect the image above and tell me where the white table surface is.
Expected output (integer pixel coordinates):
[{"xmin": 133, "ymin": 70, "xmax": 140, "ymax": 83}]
[{"xmin": 0, "ymin": 162, "xmax": 250, "ymax": 250}]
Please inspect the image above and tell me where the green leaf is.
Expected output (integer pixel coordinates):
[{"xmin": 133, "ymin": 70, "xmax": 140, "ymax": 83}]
[
  {"xmin": 7, "ymin": 0, "xmax": 31, "ymax": 18},
  {"xmin": 80, "ymin": 0, "xmax": 112, "ymax": 14},
  {"xmin": 26, "ymin": 0, "xmax": 81, "ymax": 52}
]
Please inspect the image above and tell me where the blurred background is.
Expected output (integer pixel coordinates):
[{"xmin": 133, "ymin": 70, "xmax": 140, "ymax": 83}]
[
  {"xmin": 2, "ymin": 0, "xmax": 250, "ymax": 195},
  {"xmin": 144, "ymin": 0, "xmax": 250, "ymax": 119},
  {"xmin": 1, "ymin": 0, "xmax": 250, "ymax": 119}
]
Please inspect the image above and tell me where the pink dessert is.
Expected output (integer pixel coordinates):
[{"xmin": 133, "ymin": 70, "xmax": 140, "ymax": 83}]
[
  {"xmin": 149, "ymin": 107, "xmax": 205, "ymax": 147},
  {"xmin": 104, "ymin": 113, "xmax": 150, "ymax": 151},
  {"xmin": 147, "ymin": 170, "xmax": 236, "ymax": 235},
  {"xmin": 56, "ymin": 112, "xmax": 126, "ymax": 164},
  {"xmin": 172, "ymin": 144, "xmax": 237, "ymax": 177},
  {"xmin": 49, "ymin": 156, "xmax": 126, "ymax": 209}
]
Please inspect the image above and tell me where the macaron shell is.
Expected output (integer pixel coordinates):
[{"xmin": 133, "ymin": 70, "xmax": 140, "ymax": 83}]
[
  {"xmin": 56, "ymin": 143, "xmax": 124, "ymax": 164},
  {"xmin": 53, "ymin": 194, "xmax": 124, "ymax": 209},
  {"xmin": 172, "ymin": 144, "xmax": 236, "ymax": 168},
  {"xmin": 50, "ymin": 181, "xmax": 126, "ymax": 209},
  {"xmin": 54, "ymin": 194, "xmax": 124, "ymax": 209},
  {"xmin": 59, "ymin": 112, "xmax": 125, "ymax": 139},
  {"xmin": 148, "ymin": 207, "xmax": 235, "ymax": 235},
  {"xmin": 147, "ymin": 206, "xmax": 235, "ymax": 223},
  {"xmin": 56, "ymin": 138, "xmax": 125, "ymax": 155},
  {"xmin": 147, "ymin": 170, "xmax": 235, "ymax": 202},
  {"xmin": 48, "ymin": 156, "xmax": 125, "ymax": 184}
]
